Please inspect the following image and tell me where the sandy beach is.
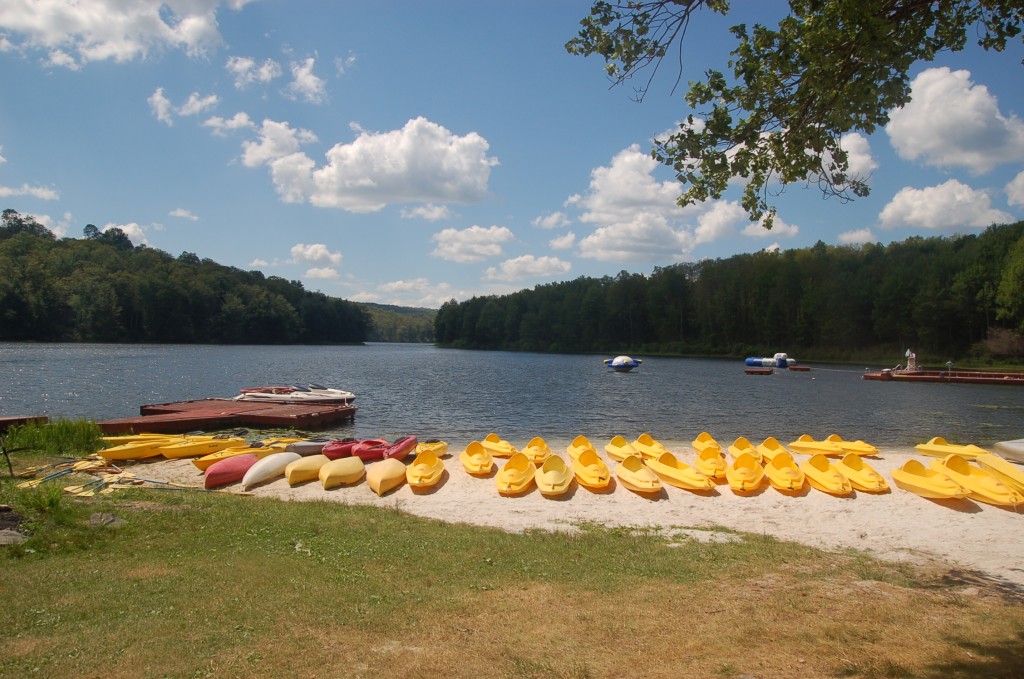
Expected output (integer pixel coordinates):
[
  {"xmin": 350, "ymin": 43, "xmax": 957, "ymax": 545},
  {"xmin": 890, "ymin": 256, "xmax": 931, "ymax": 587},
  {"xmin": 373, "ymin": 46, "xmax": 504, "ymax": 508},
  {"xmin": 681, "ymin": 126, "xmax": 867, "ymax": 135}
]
[{"xmin": 144, "ymin": 441, "xmax": 1024, "ymax": 588}]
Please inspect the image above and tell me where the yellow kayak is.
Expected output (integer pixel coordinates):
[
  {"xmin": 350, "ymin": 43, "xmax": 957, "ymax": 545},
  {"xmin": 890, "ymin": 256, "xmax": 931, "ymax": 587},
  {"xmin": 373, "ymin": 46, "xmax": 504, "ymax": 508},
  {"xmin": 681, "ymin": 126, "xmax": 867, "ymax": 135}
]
[
  {"xmin": 727, "ymin": 436, "xmax": 760, "ymax": 463},
  {"xmin": 460, "ymin": 441, "xmax": 494, "ymax": 476},
  {"xmin": 319, "ymin": 456, "xmax": 366, "ymax": 489},
  {"xmin": 725, "ymin": 452, "xmax": 765, "ymax": 495},
  {"xmin": 645, "ymin": 452, "xmax": 713, "ymax": 491},
  {"xmin": 615, "ymin": 454, "xmax": 662, "ymax": 494},
  {"xmin": 566, "ymin": 434, "xmax": 596, "ymax": 461},
  {"xmin": 763, "ymin": 451, "xmax": 805, "ymax": 493},
  {"xmin": 406, "ymin": 450, "xmax": 445, "ymax": 489},
  {"xmin": 603, "ymin": 435, "xmax": 638, "ymax": 462},
  {"xmin": 367, "ymin": 458, "xmax": 407, "ymax": 496},
  {"xmin": 535, "ymin": 455, "xmax": 574, "ymax": 497},
  {"xmin": 800, "ymin": 454, "xmax": 852, "ymax": 496},
  {"xmin": 914, "ymin": 436, "xmax": 990, "ymax": 459},
  {"xmin": 284, "ymin": 454, "xmax": 330, "ymax": 486},
  {"xmin": 415, "ymin": 439, "xmax": 449, "ymax": 458},
  {"xmin": 974, "ymin": 453, "xmax": 1024, "ymax": 495},
  {"xmin": 692, "ymin": 431, "xmax": 722, "ymax": 454},
  {"xmin": 571, "ymin": 448, "xmax": 611, "ymax": 490},
  {"xmin": 929, "ymin": 454, "xmax": 1023, "ymax": 506},
  {"xmin": 496, "ymin": 452, "xmax": 536, "ymax": 495},
  {"xmin": 756, "ymin": 437, "xmax": 790, "ymax": 464},
  {"xmin": 891, "ymin": 459, "xmax": 967, "ymax": 499},
  {"xmin": 192, "ymin": 441, "xmax": 291, "ymax": 471},
  {"xmin": 481, "ymin": 433, "xmax": 518, "ymax": 458},
  {"xmin": 825, "ymin": 434, "xmax": 879, "ymax": 456},
  {"xmin": 520, "ymin": 436, "xmax": 553, "ymax": 466},
  {"xmin": 159, "ymin": 436, "xmax": 247, "ymax": 459},
  {"xmin": 100, "ymin": 437, "xmax": 178, "ymax": 460},
  {"xmin": 632, "ymin": 433, "xmax": 668, "ymax": 459},
  {"xmin": 836, "ymin": 453, "xmax": 889, "ymax": 493},
  {"xmin": 694, "ymin": 447, "xmax": 727, "ymax": 482}
]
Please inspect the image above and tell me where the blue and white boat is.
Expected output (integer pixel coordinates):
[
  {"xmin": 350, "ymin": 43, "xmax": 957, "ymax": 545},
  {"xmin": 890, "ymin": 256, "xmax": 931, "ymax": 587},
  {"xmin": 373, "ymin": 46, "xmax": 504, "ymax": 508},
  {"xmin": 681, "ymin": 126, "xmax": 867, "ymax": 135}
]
[
  {"xmin": 604, "ymin": 355, "xmax": 643, "ymax": 372},
  {"xmin": 744, "ymin": 353, "xmax": 796, "ymax": 368}
]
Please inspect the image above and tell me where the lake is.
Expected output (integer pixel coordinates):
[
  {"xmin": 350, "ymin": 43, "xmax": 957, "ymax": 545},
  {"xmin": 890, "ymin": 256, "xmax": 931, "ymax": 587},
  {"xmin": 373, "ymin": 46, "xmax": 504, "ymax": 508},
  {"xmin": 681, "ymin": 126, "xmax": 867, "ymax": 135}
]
[{"xmin": 0, "ymin": 342, "xmax": 1021, "ymax": 448}]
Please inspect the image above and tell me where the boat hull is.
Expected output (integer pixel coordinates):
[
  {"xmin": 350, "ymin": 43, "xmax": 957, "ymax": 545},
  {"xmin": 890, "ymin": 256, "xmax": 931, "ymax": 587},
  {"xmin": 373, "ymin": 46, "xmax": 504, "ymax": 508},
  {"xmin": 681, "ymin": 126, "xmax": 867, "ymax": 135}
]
[
  {"xmin": 319, "ymin": 456, "xmax": 366, "ymax": 489},
  {"xmin": 367, "ymin": 458, "xmax": 408, "ymax": 496},
  {"xmin": 241, "ymin": 451, "xmax": 302, "ymax": 490}
]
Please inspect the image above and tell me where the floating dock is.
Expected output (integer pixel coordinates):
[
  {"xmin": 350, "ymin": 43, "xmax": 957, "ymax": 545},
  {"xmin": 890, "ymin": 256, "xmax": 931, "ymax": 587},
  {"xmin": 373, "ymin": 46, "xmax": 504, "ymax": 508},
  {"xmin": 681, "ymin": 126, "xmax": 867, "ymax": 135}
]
[
  {"xmin": 97, "ymin": 399, "xmax": 356, "ymax": 434},
  {"xmin": 0, "ymin": 415, "xmax": 49, "ymax": 432},
  {"xmin": 862, "ymin": 369, "xmax": 1024, "ymax": 385}
]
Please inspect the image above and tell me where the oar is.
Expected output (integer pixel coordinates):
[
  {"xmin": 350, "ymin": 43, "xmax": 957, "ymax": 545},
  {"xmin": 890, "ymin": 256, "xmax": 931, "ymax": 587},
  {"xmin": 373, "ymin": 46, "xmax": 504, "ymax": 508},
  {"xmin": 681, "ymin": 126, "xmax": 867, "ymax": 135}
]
[{"xmin": 16, "ymin": 467, "xmax": 74, "ymax": 489}]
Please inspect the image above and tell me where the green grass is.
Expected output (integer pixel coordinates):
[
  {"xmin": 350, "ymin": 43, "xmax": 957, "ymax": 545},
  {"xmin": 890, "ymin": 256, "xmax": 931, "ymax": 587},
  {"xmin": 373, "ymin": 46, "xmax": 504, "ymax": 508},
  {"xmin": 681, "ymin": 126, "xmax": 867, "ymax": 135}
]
[{"xmin": 2, "ymin": 419, "xmax": 103, "ymax": 458}]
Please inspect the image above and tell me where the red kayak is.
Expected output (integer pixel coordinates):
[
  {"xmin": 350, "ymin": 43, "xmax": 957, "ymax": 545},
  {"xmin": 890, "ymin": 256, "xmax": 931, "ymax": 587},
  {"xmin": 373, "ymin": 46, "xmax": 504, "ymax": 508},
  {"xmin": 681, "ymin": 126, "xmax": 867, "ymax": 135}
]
[
  {"xmin": 351, "ymin": 439, "xmax": 391, "ymax": 462},
  {"xmin": 383, "ymin": 435, "xmax": 417, "ymax": 461},
  {"xmin": 205, "ymin": 453, "xmax": 259, "ymax": 489},
  {"xmin": 322, "ymin": 437, "xmax": 360, "ymax": 460}
]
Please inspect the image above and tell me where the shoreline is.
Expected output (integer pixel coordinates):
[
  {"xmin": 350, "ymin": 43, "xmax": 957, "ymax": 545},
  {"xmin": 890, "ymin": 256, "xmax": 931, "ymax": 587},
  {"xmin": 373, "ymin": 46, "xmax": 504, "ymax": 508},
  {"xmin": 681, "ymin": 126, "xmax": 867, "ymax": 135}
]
[{"xmin": 140, "ymin": 443, "xmax": 1024, "ymax": 588}]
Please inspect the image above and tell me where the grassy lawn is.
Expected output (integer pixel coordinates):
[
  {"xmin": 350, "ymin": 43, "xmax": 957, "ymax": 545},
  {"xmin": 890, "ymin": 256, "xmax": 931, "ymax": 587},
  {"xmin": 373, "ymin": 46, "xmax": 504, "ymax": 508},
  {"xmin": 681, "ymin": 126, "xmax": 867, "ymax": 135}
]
[{"xmin": 2, "ymin": 432, "xmax": 1023, "ymax": 678}]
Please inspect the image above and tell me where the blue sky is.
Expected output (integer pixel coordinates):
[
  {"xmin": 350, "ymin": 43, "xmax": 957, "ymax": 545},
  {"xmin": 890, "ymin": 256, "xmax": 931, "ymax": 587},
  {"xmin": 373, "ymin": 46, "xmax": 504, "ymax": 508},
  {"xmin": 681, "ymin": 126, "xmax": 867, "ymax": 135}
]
[{"xmin": 1, "ymin": 1, "xmax": 1023, "ymax": 308}]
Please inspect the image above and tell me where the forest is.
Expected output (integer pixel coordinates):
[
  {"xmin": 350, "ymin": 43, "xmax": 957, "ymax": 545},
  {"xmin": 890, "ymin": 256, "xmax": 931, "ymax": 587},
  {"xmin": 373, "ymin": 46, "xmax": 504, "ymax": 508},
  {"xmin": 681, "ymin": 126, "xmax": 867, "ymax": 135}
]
[
  {"xmin": 0, "ymin": 210, "xmax": 372, "ymax": 344},
  {"xmin": 434, "ymin": 221, "xmax": 1024, "ymax": 363}
]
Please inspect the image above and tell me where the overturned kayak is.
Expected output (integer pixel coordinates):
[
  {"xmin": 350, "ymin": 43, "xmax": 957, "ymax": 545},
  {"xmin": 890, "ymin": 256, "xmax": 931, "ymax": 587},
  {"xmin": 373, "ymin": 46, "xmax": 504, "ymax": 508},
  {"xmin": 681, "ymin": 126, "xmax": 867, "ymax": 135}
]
[
  {"xmin": 240, "ymin": 451, "xmax": 302, "ymax": 491},
  {"xmin": 284, "ymin": 454, "xmax": 330, "ymax": 486},
  {"xmin": 319, "ymin": 456, "xmax": 366, "ymax": 489},
  {"xmin": 205, "ymin": 453, "xmax": 258, "ymax": 489},
  {"xmin": 367, "ymin": 458, "xmax": 408, "ymax": 496}
]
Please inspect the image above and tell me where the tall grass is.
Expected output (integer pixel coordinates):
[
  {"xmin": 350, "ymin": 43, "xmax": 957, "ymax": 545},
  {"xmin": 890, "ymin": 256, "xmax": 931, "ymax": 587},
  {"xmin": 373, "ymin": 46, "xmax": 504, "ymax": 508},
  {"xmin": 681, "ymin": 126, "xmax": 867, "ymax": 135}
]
[{"xmin": 2, "ymin": 419, "xmax": 102, "ymax": 457}]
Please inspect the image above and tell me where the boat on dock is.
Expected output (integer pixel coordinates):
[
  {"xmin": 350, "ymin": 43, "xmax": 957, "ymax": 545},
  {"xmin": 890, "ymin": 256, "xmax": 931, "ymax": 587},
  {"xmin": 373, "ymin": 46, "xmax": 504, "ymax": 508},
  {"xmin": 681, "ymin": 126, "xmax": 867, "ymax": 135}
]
[{"xmin": 862, "ymin": 350, "xmax": 1024, "ymax": 385}]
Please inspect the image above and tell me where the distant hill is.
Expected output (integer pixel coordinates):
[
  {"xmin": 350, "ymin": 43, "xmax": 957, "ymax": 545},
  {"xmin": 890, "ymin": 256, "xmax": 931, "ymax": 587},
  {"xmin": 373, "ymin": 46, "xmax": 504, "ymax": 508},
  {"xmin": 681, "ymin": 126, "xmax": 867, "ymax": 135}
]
[{"xmin": 360, "ymin": 303, "xmax": 436, "ymax": 343}]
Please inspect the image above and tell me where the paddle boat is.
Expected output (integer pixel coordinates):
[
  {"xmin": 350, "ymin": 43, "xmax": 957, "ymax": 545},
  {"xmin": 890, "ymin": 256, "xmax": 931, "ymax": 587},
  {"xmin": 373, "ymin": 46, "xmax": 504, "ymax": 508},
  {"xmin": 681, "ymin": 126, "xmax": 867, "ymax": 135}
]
[
  {"xmin": 974, "ymin": 452, "xmax": 1024, "ymax": 494},
  {"xmin": 725, "ymin": 452, "xmax": 765, "ymax": 495},
  {"xmin": 914, "ymin": 436, "xmax": 990, "ymax": 459},
  {"xmin": 632, "ymin": 433, "xmax": 669, "ymax": 459},
  {"xmin": 755, "ymin": 437, "xmax": 789, "ymax": 464},
  {"xmin": 693, "ymin": 447, "xmax": 727, "ymax": 482},
  {"xmin": 496, "ymin": 452, "xmax": 536, "ymax": 495},
  {"xmin": 604, "ymin": 435, "xmax": 638, "ymax": 462},
  {"xmin": 691, "ymin": 431, "xmax": 722, "ymax": 454},
  {"xmin": 928, "ymin": 454, "xmax": 1024, "ymax": 506},
  {"xmin": 890, "ymin": 459, "xmax": 968, "ymax": 499},
  {"xmin": 232, "ymin": 384, "xmax": 356, "ymax": 404},
  {"xmin": 824, "ymin": 434, "xmax": 879, "ymax": 456},
  {"xmin": 284, "ymin": 454, "xmax": 330, "ymax": 486},
  {"xmin": 566, "ymin": 434, "xmax": 597, "ymax": 461},
  {"xmin": 571, "ymin": 448, "xmax": 612, "ymax": 490},
  {"xmin": 319, "ymin": 456, "xmax": 366, "ymax": 489},
  {"xmin": 535, "ymin": 455, "xmax": 574, "ymax": 497},
  {"xmin": 406, "ymin": 450, "xmax": 445, "ymax": 489},
  {"xmin": 205, "ymin": 453, "xmax": 259, "ymax": 489},
  {"xmin": 460, "ymin": 441, "xmax": 495, "ymax": 476},
  {"xmin": 645, "ymin": 452, "xmax": 714, "ymax": 491},
  {"xmin": 615, "ymin": 454, "xmax": 662, "ymax": 494},
  {"xmin": 727, "ymin": 436, "xmax": 760, "ymax": 463},
  {"xmin": 744, "ymin": 352, "xmax": 796, "ymax": 368},
  {"xmin": 789, "ymin": 434, "xmax": 845, "ymax": 457},
  {"xmin": 800, "ymin": 454, "xmax": 853, "ymax": 496},
  {"xmin": 367, "ymin": 458, "xmax": 408, "ymax": 496},
  {"xmin": 521, "ymin": 436, "xmax": 553, "ymax": 466},
  {"xmin": 481, "ymin": 433, "xmax": 518, "ymax": 458},
  {"xmin": 604, "ymin": 355, "xmax": 642, "ymax": 372},
  {"xmin": 836, "ymin": 454, "xmax": 888, "ymax": 493},
  {"xmin": 240, "ymin": 451, "xmax": 302, "ymax": 490},
  {"xmin": 415, "ymin": 439, "xmax": 449, "ymax": 458},
  {"xmin": 763, "ymin": 451, "xmax": 805, "ymax": 493}
]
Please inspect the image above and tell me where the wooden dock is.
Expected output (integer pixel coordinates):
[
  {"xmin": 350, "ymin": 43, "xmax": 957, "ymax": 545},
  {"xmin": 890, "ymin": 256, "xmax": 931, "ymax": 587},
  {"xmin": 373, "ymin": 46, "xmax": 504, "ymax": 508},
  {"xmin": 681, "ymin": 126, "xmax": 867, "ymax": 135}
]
[
  {"xmin": 97, "ymin": 399, "xmax": 356, "ymax": 434},
  {"xmin": 0, "ymin": 415, "xmax": 49, "ymax": 432}
]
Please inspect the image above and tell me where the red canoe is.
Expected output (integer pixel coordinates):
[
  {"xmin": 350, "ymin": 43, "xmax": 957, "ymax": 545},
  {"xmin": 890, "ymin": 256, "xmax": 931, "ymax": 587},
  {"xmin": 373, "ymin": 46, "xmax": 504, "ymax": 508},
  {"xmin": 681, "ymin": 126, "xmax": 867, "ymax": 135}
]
[
  {"xmin": 351, "ymin": 439, "xmax": 391, "ymax": 462},
  {"xmin": 383, "ymin": 435, "xmax": 417, "ymax": 461},
  {"xmin": 322, "ymin": 437, "xmax": 360, "ymax": 460},
  {"xmin": 205, "ymin": 453, "xmax": 259, "ymax": 489}
]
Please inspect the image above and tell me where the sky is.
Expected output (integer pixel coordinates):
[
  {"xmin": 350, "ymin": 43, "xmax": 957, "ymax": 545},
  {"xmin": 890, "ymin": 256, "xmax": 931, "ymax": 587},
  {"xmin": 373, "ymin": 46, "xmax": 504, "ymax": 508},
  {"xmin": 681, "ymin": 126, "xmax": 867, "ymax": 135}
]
[{"xmin": 1, "ymin": 1, "xmax": 1023, "ymax": 309}]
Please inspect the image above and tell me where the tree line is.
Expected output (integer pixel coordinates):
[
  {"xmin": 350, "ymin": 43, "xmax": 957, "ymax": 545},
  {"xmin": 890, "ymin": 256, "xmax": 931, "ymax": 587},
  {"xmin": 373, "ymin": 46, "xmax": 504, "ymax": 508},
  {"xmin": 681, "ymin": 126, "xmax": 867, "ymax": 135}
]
[
  {"xmin": 434, "ymin": 222, "xmax": 1024, "ymax": 362},
  {"xmin": 0, "ymin": 210, "xmax": 371, "ymax": 344}
]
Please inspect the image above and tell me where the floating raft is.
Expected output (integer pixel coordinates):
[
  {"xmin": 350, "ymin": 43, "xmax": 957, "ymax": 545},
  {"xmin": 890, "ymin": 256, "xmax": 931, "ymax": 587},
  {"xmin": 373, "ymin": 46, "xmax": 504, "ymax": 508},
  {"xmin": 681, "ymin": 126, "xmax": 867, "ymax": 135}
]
[
  {"xmin": 97, "ymin": 399, "xmax": 356, "ymax": 434},
  {"xmin": 862, "ymin": 369, "xmax": 1024, "ymax": 385}
]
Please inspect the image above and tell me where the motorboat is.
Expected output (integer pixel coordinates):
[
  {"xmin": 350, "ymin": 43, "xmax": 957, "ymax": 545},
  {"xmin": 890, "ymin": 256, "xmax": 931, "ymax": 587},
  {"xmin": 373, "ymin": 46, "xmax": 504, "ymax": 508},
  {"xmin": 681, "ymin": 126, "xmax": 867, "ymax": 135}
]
[
  {"xmin": 603, "ymin": 355, "xmax": 642, "ymax": 372},
  {"xmin": 232, "ymin": 384, "xmax": 355, "ymax": 405}
]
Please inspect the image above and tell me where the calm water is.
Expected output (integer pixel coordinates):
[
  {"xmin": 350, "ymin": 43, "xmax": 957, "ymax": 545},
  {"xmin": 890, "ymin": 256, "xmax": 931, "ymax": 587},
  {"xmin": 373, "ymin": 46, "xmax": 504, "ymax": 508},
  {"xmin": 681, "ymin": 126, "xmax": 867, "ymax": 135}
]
[{"xmin": 0, "ymin": 342, "xmax": 1021, "ymax": 447}]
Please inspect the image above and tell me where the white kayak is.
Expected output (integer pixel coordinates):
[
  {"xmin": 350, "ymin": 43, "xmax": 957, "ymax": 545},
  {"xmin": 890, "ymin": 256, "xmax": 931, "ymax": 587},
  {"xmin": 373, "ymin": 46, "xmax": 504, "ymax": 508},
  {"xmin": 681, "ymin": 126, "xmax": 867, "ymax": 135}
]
[
  {"xmin": 240, "ymin": 451, "xmax": 302, "ymax": 491},
  {"xmin": 993, "ymin": 439, "xmax": 1024, "ymax": 464}
]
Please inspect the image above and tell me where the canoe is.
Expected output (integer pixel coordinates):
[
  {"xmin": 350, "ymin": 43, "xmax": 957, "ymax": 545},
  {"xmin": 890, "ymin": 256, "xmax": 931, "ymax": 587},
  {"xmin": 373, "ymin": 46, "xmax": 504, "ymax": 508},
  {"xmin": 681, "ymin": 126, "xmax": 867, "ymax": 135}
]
[
  {"xmin": 727, "ymin": 436, "xmax": 761, "ymax": 463},
  {"xmin": 974, "ymin": 452, "xmax": 1024, "ymax": 495},
  {"xmin": 535, "ymin": 455, "xmax": 574, "ymax": 497},
  {"xmin": 891, "ymin": 459, "xmax": 968, "ymax": 499},
  {"xmin": 350, "ymin": 438, "xmax": 391, "ymax": 462},
  {"xmin": 993, "ymin": 439, "xmax": 1024, "ymax": 463},
  {"xmin": 415, "ymin": 439, "xmax": 449, "ymax": 458},
  {"xmin": 566, "ymin": 434, "xmax": 596, "ymax": 461},
  {"xmin": 914, "ymin": 436, "xmax": 990, "ymax": 460},
  {"xmin": 322, "ymin": 438, "xmax": 360, "ymax": 460},
  {"xmin": 645, "ymin": 452, "xmax": 713, "ymax": 491},
  {"xmin": 604, "ymin": 435, "xmax": 638, "ymax": 462},
  {"xmin": 694, "ymin": 447, "xmax": 727, "ymax": 481},
  {"xmin": 615, "ymin": 454, "xmax": 662, "ymax": 494},
  {"xmin": 496, "ymin": 452, "xmax": 536, "ymax": 495},
  {"xmin": 800, "ymin": 453, "xmax": 853, "ymax": 496},
  {"xmin": 285, "ymin": 438, "xmax": 331, "ymax": 456},
  {"xmin": 824, "ymin": 434, "xmax": 879, "ymax": 456},
  {"xmin": 836, "ymin": 453, "xmax": 889, "ymax": 493},
  {"xmin": 929, "ymin": 454, "xmax": 1024, "ymax": 506},
  {"xmin": 319, "ymin": 456, "xmax": 366, "ymax": 489},
  {"xmin": 382, "ymin": 435, "xmax": 417, "ymax": 461},
  {"xmin": 763, "ymin": 451, "xmax": 805, "ymax": 493},
  {"xmin": 159, "ymin": 436, "xmax": 247, "ymax": 459},
  {"xmin": 460, "ymin": 441, "xmax": 494, "ymax": 476},
  {"xmin": 284, "ymin": 454, "xmax": 331, "ymax": 486},
  {"xmin": 100, "ymin": 437, "xmax": 177, "ymax": 460},
  {"xmin": 482, "ymin": 433, "xmax": 518, "ymax": 458},
  {"xmin": 367, "ymin": 458, "xmax": 408, "ymax": 496},
  {"xmin": 725, "ymin": 452, "xmax": 765, "ymax": 494},
  {"xmin": 521, "ymin": 436, "xmax": 553, "ymax": 466},
  {"xmin": 571, "ymin": 448, "xmax": 611, "ymax": 489},
  {"xmin": 192, "ymin": 441, "xmax": 289, "ymax": 471},
  {"xmin": 756, "ymin": 437, "xmax": 789, "ymax": 464},
  {"xmin": 692, "ymin": 431, "xmax": 722, "ymax": 454},
  {"xmin": 205, "ymin": 453, "xmax": 258, "ymax": 489},
  {"xmin": 406, "ymin": 450, "xmax": 445, "ymax": 489},
  {"xmin": 632, "ymin": 433, "xmax": 669, "ymax": 459},
  {"xmin": 240, "ymin": 451, "xmax": 302, "ymax": 490},
  {"xmin": 789, "ymin": 434, "xmax": 845, "ymax": 456}
]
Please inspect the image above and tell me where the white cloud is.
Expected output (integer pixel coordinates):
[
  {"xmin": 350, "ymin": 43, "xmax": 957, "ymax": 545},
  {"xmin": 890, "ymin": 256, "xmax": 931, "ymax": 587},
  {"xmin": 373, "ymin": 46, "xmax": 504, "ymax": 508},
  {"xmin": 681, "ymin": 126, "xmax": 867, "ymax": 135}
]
[
  {"xmin": 30, "ymin": 211, "xmax": 73, "ymax": 237},
  {"xmin": 741, "ymin": 215, "xmax": 798, "ymax": 238},
  {"xmin": 549, "ymin": 232, "xmax": 575, "ymax": 250},
  {"xmin": 149, "ymin": 88, "xmax": 218, "ymax": 125},
  {"xmin": 148, "ymin": 87, "xmax": 174, "ymax": 126},
  {"xmin": 837, "ymin": 132, "xmax": 878, "ymax": 178},
  {"xmin": 579, "ymin": 212, "xmax": 695, "ymax": 262},
  {"xmin": 334, "ymin": 53, "xmax": 357, "ymax": 76},
  {"xmin": 103, "ymin": 222, "xmax": 147, "ymax": 245},
  {"xmin": 0, "ymin": 0, "xmax": 239, "ymax": 68},
  {"xmin": 241, "ymin": 118, "xmax": 318, "ymax": 171},
  {"xmin": 532, "ymin": 211, "xmax": 571, "ymax": 229},
  {"xmin": 226, "ymin": 55, "xmax": 282, "ymax": 89},
  {"xmin": 431, "ymin": 225, "xmax": 513, "ymax": 262},
  {"xmin": 484, "ymin": 255, "xmax": 571, "ymax": 281},
  {"xmin": 0, "ymin": 145, "xmax": 5, "ymax": 165},
  {"xmin": 694, "ymin": 201, "xmax": 745, "ymax": 244},
  {"xmin": 879, "ymin": 179, "xmax": 1013, "ymax": 230},
  {"xmin": 249, "ymin": 258, "xmax": 269, "ymax": 267},
  {"xmin": 203, "ymin": 112, "xmax": 254, "ymax": 136},
  {"xmin": 401, "ymin": 204, "xmax": 451, "ymax": 221},
  {"xmin": 0, "ymin": 183, "xmax": 59, "ymax": 200},
  {"xmin": 886, "ymin": 67, "xmax": 1024, "ymax": 174},
  {"xmin": 287, "ymin": 57, "xmax": 327, "ymax": 103},
  {"xmin": 169, "ymin": 208, "xmax": 198, "ymax": 221},
  {"xmin": 838, "ymin": 228, "xmax": 876, "ymax": 244},
  {"xmin": 178, "ymin": 92, "xmax": 218, "ymax": 117},
  {"xmin": 1007, "ymin": 171, "xmax": 1024, "ymax": 208},
  {"xmin": 306, "ymin": 267, "xmax": 338, "ymax": 279},
  {"xmin": 349, "ymin": 278, "xmax": 460, "ymax": 307},
  {"xmin": 290, "ymin": 242, "xmax": 341, "ymax": 265}
]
